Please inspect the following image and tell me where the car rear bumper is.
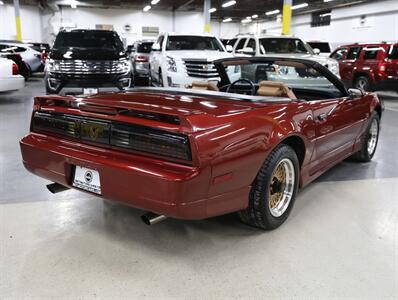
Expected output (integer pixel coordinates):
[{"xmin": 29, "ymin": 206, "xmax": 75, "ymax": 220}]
[
  {"xmin": 20, "ymin": 133, "xmax": 248, "ymax": 219},
  {"xmin": 134, "ymin": 62, "xmax": 150, "ymax": 77},
  {"xmin": 0, "ymin": 75, "xmax": 25, "ymax": 92}
]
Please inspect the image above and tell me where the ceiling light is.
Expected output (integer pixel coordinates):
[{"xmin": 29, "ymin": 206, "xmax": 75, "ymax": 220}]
[
  {"xmin": 246, "ymin": 16, "xmax": 252, "ymax": 19},
  {"xmin": 151, "ymin": 0, "xmax": 160, "ymax": 4},
  {"xmin": 222, "ymin": 1, "xmax": 236, "ymax": 8},
  {"xmin": 69, "ymin": 0, "xmax": 77, "ymax": 8},
  {"xmin": 222, "ymin": 18, "xmax": 232, "ymax": 22},
  {"xmin": 0, "ymin": 1, "xmax": 4, "ymax": 5},
  {"xmin": 265, "ymin": 9, "xmax": 280, "ymax": 15},
  {"xmin": 143, "ymin": 5, "xmax": 151, "ymax": 12},
  {"xmin": 241, "ymin": 19, "xmax": 252, "ymax": 23},
  {"xmin": 252, "ymin": 14, "xmax": 258, "ymax": 19},
  {"xmin": 209, "ymin": 8, "xmax": 217, "ymax": 13},
  {"xmin": 292, "ymin": 3, "xmax": 308, "ymax": 10},
  {"xmin": 324, "ymin": 0, "xmax": 335, "ymax": 2}
]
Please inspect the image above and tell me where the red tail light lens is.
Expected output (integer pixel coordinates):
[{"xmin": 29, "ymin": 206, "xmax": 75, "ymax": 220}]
[
  {"xmin": 378, "ymin": 63, "xmax": 386, "ymax": 72},
  {"xmin": 135, "ymin": 55, "xmax": 148, "ymax": 62},
  {"xmin": 41, "ymin": 50, "xmax": 48, "ymax": 63},
  {"xmin": 12, "ymin": 63, "xmax": 19, "ymax": 75}
]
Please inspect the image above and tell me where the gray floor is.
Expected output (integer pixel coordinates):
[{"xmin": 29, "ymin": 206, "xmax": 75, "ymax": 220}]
[{"xmin": 1, "ymin": 77, "xmax": 397, "ymax": 299}]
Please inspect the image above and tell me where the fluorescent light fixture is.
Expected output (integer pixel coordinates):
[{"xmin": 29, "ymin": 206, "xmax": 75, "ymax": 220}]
[
  {"xmin": 209, "ymin": 7, "xmax": 217, "ymax": 13},
  {"xmin": 246, "ymin": 16, "xmax": 252, "ymax": 19},
  {"xmin": 265, "ymin": 9, "xmax": 280, "ymax": 15},
  {"xmin": 222, "ymin": 18, "xmax": 232, "ymax": 23},
  {"xmin": 222, "ymin": 1, "xmax": 236, "ymax": 8},
  {"xmin": 0, "ymin": 1, "xmax": 4, "ymax": 5},
  {"xmin": 69, "ymin": 0, "xmax": 77, "ymax": 8},
  {"xmin": 151, "ymin": 0, "xmax": 160, "ymax": 4},
  {"xmin": 320, "ymin": 12, "xmax": 331, "ymax": 17},
  {"xmin": 143, "ymin": 5, "xmax": 151, "ymax": 11},
  {"xmin": 252, "ymin": 14, "xmax": 258, "ymax": 19},
  {"xmin": 292, "ymin": 3, "xmax": 308, "ymax": 10},
  {"xmin": 241, "ymin": 19, "xmax": 252, "ymax": 23},
  {"xmin": 324, "ymin": 0, "xmax": 335, "ymax": 2}
]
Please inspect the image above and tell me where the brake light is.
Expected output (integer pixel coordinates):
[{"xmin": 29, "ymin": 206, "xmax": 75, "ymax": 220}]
[
  {"xmin": 378, "ymin": 62, "xmax": 386, "ymax": 72},
  {"xmin": 12, "ymin": 63, "xmax": 19, "ymax": 75},
  {"xmin": 135, "ymin": 55, "xmax": 148, "ymax": 62},
  {"xmin": 41, "ymin": 50, "xmax": 48, "ymax": 63}
]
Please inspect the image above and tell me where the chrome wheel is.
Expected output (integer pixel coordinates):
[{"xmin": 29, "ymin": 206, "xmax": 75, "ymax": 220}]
[
  {"xmin": 268, "ymin": 158, "xmax": 295, "ymax": 217},
  {"xmin": 355, "ymin": 77, "xmax": 369, "ymax": 91},
  {"xmin": 367, "ymin": 118, "xmax": 379, "ymax": 155}
]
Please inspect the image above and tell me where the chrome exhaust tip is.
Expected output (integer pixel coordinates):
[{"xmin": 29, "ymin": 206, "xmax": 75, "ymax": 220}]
[
  {"xmin": 141, "ymin": 212, "xmax": 167, "ymax": 225},
  {"xmin": 46, "ymin": 183, "xmax": 69, "ymax": 194}
]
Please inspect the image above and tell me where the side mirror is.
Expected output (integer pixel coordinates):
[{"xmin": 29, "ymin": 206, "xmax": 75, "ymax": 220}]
[
  {"xmin": 238, "ymin": 47, "xmax": 255, "ymax": 56},
  {"xmin": 313, "ymin": 48, "xmax": 321, "ymax": 55},
  {"xmin": 348, "ymin": 88, "xmax": 364, "ymax": 99},
  {"xmin": 151, "ymin": 43, "xmax": 161, "ymax": 51},
  {"xmin": 225, "ymin": 45, "xmax": 233, "ymax": 52}
]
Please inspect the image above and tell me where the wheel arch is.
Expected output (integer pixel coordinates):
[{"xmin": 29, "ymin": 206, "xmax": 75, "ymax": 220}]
[{"xmin": 279, "ymin": 135, "xmax": 306, "ymax": 168}]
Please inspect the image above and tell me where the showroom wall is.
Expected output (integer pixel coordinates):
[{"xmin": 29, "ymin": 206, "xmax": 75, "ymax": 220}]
[{"xmin": 243, "ymin": 0, "xmax": 398, "ymax": 49}]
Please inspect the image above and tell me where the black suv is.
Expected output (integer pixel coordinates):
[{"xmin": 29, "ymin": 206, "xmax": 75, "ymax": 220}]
[{"xmin": 45, "ymin": 29, "xmax": 131, "ymax": 95}]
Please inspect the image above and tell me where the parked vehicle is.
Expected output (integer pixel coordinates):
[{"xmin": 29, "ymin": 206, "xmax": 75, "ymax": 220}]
[
  {"xmin": 0, "ymin": 42, "xmax": 43, "ymax": 73},
  {"xmin": 331, "ymin": 42, "xmax": 398, "ymax": 92},
  {"xmin": 45, "ymin": 29, "xmax": 132, "ymax": 95},
  {"xmin": 129, "ymin": 40, "xmax": 154, "ymax": 82},
  {"xmin": 307, "ymin": 41, "xmax": 333, "ymax": 57},
  {"xmin": 231, "ymin": 35, "xmax": 340, "ymax": 77},
  {"xmin": 20, "ymin": 57, "xmax": 382, "ymax": 230},
  {"xmin": 0, "ymin": 52, "xmax": 31, "ymax": 80},
  {"xmin": 0, "ymin": 57, "xmax": 25, "ymax": 92},
  {"xmin": 149, "ymin": 33, "xmax": 232, "ymax": 87}
]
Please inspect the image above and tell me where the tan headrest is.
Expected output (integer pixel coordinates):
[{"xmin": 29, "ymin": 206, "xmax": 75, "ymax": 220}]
[
  {"xmin": 191, "ymin": 81, "xmax": 219, "ymax": 91},
  {"xmin": 257, "ymin": 81, "xmax": 296, "ymax": 99}
]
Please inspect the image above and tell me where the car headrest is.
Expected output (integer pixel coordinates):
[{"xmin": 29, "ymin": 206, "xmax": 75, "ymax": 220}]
[
  {"xmin": 191, "ymin": 81, "xmax": 219, "ymax": 92},
  {"xmin": 257, "ymin": 81, "xmax": 297, "ymax": 99}
]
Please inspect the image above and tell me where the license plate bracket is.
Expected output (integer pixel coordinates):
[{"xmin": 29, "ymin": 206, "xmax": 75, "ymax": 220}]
[{"xmin": 72, "ymin": 166, "xmax": 101, "ymax": 195}]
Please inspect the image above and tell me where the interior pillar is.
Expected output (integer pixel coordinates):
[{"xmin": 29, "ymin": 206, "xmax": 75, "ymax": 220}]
[
  {"xmin": 13, "ymin": 0, "xmax": 22, "ymax": 41},
  {"xmin": 282, "ymin": 0, "xmax": 292, "ymax": 35},
  {"xmin": 203, "ymin": 0, "xmax": 211, "ymax": 33}
]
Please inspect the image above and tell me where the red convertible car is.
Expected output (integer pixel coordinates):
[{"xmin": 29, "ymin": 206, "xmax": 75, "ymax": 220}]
[{"xmin": 20, "ymin": 57, "xmax": 383, "ymax": 230}]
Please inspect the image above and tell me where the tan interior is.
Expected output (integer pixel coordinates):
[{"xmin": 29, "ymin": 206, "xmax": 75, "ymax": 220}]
[
  {"xmin": 191, "ymin": 81, "xmax": 219, "ymax": 92},
  {"xmin": 257, "ymin": 81, "xmax": 297, "ymax": 99}
]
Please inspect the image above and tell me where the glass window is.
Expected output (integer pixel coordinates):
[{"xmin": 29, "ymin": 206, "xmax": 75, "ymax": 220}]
[
  {"xmin": 165, "ymin": 36, "xmax": 224, "ymax": 51},
  {"xmin": 259, "ymin": 38, "xmax": 309, "ymax": 54},
  {"xmin": 53, "ymin": 31, "xmax": 124, "ymax": 50},
  {"xmin": 235, "ymin": 38, "xmax": 246, "ymax": 51},
  {"xmin": 363, "ymin": 48, "xmax": 380, "ymax": 60},
  {"xmin": 247, "ymin": 38, "xmax": 256, "ymax": 51},
  {"xmin": 227, "ymin": 38, "xmax": 237, "ymax": 46},
  {"xmin": 346, "ymin": 47, "xmax": 361, "ymax": 60},
  {"xmin": 307, "ymin": 42, "xmax": 331, "ymax": 53},
  {"xmin": 137, "ymin": 42, "xmax": 153, "ymax": 53},
  {"xmin": 387, "ymin": 45, "xmax": 398, "ymax": 59},
  {"xmin": 311, "ymin": 10, "xmax": 331, "ymax": 27},
  {"xmin": 331, "ymin": 48, "xmax": 347, "ymax": 60}
]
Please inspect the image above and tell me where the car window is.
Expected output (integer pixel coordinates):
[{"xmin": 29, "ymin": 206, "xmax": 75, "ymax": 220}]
[
  {"xmin": 331, "ymin": 48, "xmax": 347, "ymax": 60},
  {"xmin": 387, "ymin": 45, "xmax": 398, "ymax": 59},
  {"xmin": 363, "ymin": 47, "xmax": 381, "ymax": 60},
  {"xmin": 346, "ymin": 47, "xmax": 361, "ymax": 60},
  {"xmin": 235, "ymin": 38, "xmax": 246, "ymax": 51},
  {"xmin": 247, "ymin": 39, "xmax": 256, "ymax": 51},
  {"xmin": 53, "ymin": 31, "xmax": 124, "ymax": 51},
  {"xmin": 137, "ymin": 42, "xmax": 153, "ymax": 53},
  {"xmin": 165, "ymin": 36, "xmax": 224, "ymax": 51},
  {"xmin": 258, "ymin": 38, "xmax": 309, "ymax": 54},
  {"xmin": 227, "ymin": 38, "xmax": 237, "ymax": 46},
  {"xmin": 307, "ymin": 42, "xmax": 331, "ymax": 53}
]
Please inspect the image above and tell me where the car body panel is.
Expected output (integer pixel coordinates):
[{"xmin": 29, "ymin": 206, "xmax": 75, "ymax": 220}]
[{"xmin": 0, "ymin": 57, "xmax": 25, "ymax": 92}]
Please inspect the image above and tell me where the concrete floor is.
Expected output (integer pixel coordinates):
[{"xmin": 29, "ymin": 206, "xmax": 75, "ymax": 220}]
[{"xmin": 1, "ymin": 77, "xmax": 397, "ymax": 299}]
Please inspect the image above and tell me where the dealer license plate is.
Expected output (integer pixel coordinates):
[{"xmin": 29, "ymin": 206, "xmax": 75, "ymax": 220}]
[
  {"xmin": 72, "ymin": 166, "xmax": 101, "ymax": 195},
  {"xmin": 83, "ymin": 88, "xmax": 98, "ymax": 94}
]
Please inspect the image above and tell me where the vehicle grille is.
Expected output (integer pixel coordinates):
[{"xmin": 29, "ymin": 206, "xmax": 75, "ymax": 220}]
[
  {"xmin": 183, "ymin": 59, "xmax": 219, "ymax": 78},
  {"xmin": 53, "ymin": 60, "xmax": 124, "ymax": 74}
]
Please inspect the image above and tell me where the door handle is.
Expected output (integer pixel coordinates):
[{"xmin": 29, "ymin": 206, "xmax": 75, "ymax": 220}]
[{"xmin": 317, "ymin": 113, "xmax": 327, "ymax": 121}]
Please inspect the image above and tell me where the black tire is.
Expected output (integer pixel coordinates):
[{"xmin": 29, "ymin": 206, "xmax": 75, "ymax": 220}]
[
  {"xmin": 158, "ymin": 69, "xmax": 164, "ymax": 87},
  {"xmin": 351, "ymin": 112, "xmax": 380, "ymax": 162},
  {"xmin": 354, "ymin": 76, "xmax": 371, "ymax": 91},
  {"xmin": 238, "ymin": 144, "xmax": 300, "ymax": 230}
]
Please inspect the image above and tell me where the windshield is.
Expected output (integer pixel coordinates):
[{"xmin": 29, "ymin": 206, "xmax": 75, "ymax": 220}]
[
  {"xmin": 223, "ymin": 60, "xmax": 339, "ymax": 93},
  {"xmin": 259, "ymin": 38, "xmax": 311, "ymax": 54},
  {"xmin": 137, "ymin": 42, "xmax": 153, "ymax": 53},
  {"xmin": 166, "ymin": 36, "xmax": 224, "ymax": 51},
  {"xmin": 53, "ymin": 31, "xmax": 124, "ymax": 50},
  {"xmin": 307, "ymin": 42, "xmax": 331, "ymax": 53}
]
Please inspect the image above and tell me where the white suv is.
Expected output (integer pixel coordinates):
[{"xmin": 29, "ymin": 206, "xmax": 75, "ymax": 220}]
[
  {"xmin": 149, "ymin": 33, "xmax": 232, "ymax": 87},
  {"xmin": 232, "ymin": 35, "xmax": 339, "ymax": 77}
]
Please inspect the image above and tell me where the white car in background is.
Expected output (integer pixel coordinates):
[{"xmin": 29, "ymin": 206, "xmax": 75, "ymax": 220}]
[
  {"xmin": 149, "ymin": 33, "xmax": 233, "ymax": 87},
  {"xmin": 307, "ymin": 41, "xmax": 333, "ymax": 57},
  {"xmin": 0, "ymin": 57, "xmax": 25, "ymax": 92},
  {"xmin": 231, "ymin": 35, "xmax": 340, "ymax": 77},
  {"xmin": 0, "ymin": 42, "xmax": 43, "ymax": 74}
]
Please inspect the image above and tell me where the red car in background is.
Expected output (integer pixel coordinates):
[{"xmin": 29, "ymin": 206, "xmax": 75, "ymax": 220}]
[
  {"xmin": 20, "ymin": 57, "xmax": 383, "ymax": 230},
  {"xmin": 331, "ymin": 42, "xmax": 398, "ymax": 92}
]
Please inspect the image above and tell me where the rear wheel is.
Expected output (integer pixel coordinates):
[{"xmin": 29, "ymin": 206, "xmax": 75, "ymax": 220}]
[
  {"xmin": 238, "ymin": 144, "xmax": 299, "ymax": 230},
  {"xmin": 352, "ymin": 112, "xmax": 380, "ymax": 162},
  {"xmin": 354, "ymin": 76, "xmax": 371, "ymax": 91}
]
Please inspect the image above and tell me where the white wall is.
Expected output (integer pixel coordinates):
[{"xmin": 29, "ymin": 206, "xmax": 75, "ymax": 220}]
[
  {"xmin": 0, "ymin": 4, "xmax": 42, "ymax": 42},
  {"xmin": 244, "ymin": 0, "xmax": 398, "ymax": 49}
]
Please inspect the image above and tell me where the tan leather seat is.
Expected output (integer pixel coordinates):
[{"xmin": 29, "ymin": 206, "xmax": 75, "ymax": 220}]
[
  {"xmin": 191, "ymin": 81, "xmax": 219, "ymax": 92},
  {"xmin": 257, "ymin": 81, "xmax": 296, "ymax": 99}
]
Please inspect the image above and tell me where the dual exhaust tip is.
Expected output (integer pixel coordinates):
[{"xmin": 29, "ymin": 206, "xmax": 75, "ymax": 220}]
[{"xmin": 46, "ymin": 183, "xmax": 167, "ymax": 225}]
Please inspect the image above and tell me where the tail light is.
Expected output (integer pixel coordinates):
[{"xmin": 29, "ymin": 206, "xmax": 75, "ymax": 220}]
[
  {"xmin": 135, "ymin": 55, "xmax": 148, "ymax": 62},
  {"xmin": 41, "ymin": 50, "xmax": 48, "ymax": 63},
  {"xmin": 12, "ymin": 63, "xmax": 19, "ymax": 75},
  {"xmin": 378, "ymin": 62, "xmax": 386, "ymax": 72}
]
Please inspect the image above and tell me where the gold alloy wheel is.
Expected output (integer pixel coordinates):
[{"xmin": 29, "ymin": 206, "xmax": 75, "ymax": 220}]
[{"xmin": 268, "ymin": 158, "xmax": 295, "ymax": 217}]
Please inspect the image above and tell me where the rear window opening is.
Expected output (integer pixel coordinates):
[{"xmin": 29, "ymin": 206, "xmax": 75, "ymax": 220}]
[
  {"xmin": 388, "ymin": 46, "xmax": 398, "ymax": 59},
  {"xmin": 137, "ymin": 42, "xmax": 154, "ymax": 53}
]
